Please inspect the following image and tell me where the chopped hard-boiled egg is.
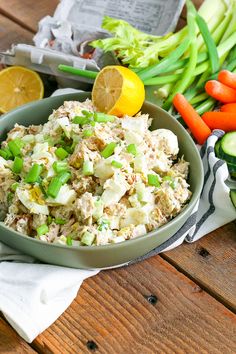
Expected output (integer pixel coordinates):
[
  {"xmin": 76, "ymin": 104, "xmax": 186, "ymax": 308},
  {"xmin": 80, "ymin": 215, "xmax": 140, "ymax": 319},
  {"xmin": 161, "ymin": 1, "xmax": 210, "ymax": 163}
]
[
  {"xmin": 101, "ymin": 172, "xmax": 129, "ymax": 206},
  {"xmin": 46, "ymin": 185, "xmax": 76, "ymax": 205},
  {"xmin": 120, "ymin": 207, "xmax": 150, "ymax": 227},
  {"xmin": 16, "ymin": 188, "xmax": 49, "ymax": 215},
  {"xmin": 121, "ymin": 116, "xmax": 147, "ymax": 135},
  {"xmin": 57, "ymin": 117, "xmax": 72, "ymax": 138}
]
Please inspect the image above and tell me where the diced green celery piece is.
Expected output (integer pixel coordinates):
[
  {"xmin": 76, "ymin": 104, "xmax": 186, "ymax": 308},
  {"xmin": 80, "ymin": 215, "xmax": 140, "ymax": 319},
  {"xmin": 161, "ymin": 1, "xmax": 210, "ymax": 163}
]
[
  {"xmin": 148, "ymin": 174, "xmax": 160, "ymax": 187},
  {"xmin": 94, "ymin": 112, "xmax": 115, "ymax": 123},
  {"xmin": 81, "ymin": 231, "xmax": 95, "ymax": 246},
  {"xmin": 93, "ymin": 199, "xmax": 104, "ymax": 220},
  {"xmin": 47, "ymin": 177, "xmax": 62, "ymax": 198},
  {"xmin": 55, "ymin": 147, "xmax": 68, "ymax": 160},
  {"xmin": 135, "ymin": 182, "xmax": 146, "ymax": 202},
  {"xmin": 58, "ymin": 171, "xmax": 71, "ymax": 184},
  {"xmin": 66, "ymin": 236, "xmax": 73, "ymax": 246},
  {"xmin": 111, "ymin": 160, "xmax": 123, "ymax": 168},
  {"xmin": 53, "ymin": 161, "xmax": 68, "ymax": 173},
  {"xmin": 101, "ymin": 142, "xmax": 117, "ymax": 158},
  {"xmin": 83, "ymin": 129, "xmax": 93, "ymax": 138},
  {"xmin": 12, "ymin": 157, "xmax": 23, "ymax": 174},
  {"xmin": 127, "ymin": 144, "xmax": 137, "ymax": 156},
  {"xmin": 8, "ymin": 140, "xmax": 21, "ymax": 157},
  {"xmin": 25, "ymin": 164, "xmax": 43, "ymax": 183},
  {"xmin": 82, "ymin": 160, "xmax": 94, "ymax": 176},
  {"xmin": 37, "ymin": 224, "xmax": 49, "ymax": 236}
]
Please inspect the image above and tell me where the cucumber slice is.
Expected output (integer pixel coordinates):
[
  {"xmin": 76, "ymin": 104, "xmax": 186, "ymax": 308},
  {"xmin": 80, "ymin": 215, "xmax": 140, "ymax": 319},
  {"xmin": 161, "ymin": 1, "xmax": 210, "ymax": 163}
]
[
  {"xmin": 227, "ymin": 162, "xmax": 236, "ymax": 173},
  {"xmin": 220, "ymin": 132, "xmax": 236, "ymax": 164},
  {"xmin": 230, "ymin": 190, "xmax": 236, "ymax": 208},
  {"xmin": 214, "ymin": 140, "xmax": 221, "ymax": 158},
  {"xmin": 231, "ymin": 171, "xmax": 236, "ymax": 179}
]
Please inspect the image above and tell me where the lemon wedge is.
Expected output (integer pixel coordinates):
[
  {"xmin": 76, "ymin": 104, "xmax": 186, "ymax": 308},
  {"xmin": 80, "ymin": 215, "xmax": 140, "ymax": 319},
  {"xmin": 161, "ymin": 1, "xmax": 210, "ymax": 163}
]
[
  {"xmin": 92, "ymin": 66, "xmax": 145, "ymax": 117},
  {"xmin": 0, "ymin": 66, "xmax": 44, "ymax": 113}
]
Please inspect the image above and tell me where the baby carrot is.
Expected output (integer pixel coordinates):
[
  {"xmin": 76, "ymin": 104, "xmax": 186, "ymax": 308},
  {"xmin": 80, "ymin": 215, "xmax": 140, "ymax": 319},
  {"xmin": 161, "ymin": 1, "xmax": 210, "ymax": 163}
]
[
  {"xmin": 218, "ymin": 70, "xmax": 236, "ymax": 89},
  {"xmin": 173, "ymin": 93, "xmax": 211, "ymax": 145},
  {"xmin": 220, "ymin": 103, "xmax": 236, "ymax": 113},
  {"xmin": 205, "ymin": 80, "xmax": 236, "ymax": 103},
  {"xmin": 202, "ymin": 112, "xmax": 236, "ymax": 131}
]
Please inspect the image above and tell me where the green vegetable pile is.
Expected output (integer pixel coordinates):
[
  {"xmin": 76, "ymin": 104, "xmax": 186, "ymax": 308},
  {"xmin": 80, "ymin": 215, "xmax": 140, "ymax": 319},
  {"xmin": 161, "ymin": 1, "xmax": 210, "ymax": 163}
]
[
  {"xmin": 214, "ymin": 131, "xmax": 236, "ymax": 208},
  {"xmin": 91, "ymin": 0, "xmax": 236, "ymax": 112}
]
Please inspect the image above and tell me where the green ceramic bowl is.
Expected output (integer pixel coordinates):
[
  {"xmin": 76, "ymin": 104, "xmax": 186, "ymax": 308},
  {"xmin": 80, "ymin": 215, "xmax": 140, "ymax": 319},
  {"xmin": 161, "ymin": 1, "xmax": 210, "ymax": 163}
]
[{"xmin": 0, "ymin": 93, "xmax": 203, "ymax": 269}]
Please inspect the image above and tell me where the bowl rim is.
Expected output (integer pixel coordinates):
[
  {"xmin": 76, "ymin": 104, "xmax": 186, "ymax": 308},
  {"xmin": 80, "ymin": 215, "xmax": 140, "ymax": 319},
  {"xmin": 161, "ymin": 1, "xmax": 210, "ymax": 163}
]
[{"xmin": 0, "ymin": 94, "xmax": 204, "ymax": 252}]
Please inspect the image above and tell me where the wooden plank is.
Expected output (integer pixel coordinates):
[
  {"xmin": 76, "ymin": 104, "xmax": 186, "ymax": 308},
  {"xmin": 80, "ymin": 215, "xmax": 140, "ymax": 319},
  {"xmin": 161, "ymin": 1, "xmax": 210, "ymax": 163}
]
[
  {"xmin": 32, "ymin": 257, "xmax": 236, "ymax": 353},
  {"xmin": 0, "ymin": 317, "xmax": 37, "ymax": 353},
  {"xmin": 0, "ymin": 0, "xmax": 58, "ymax": 33},
  {"xmin": 0, "ymin": 13, "xmax": 32, "ymax": 50},
  {"xmin": 162, "ymin": 222, "xmax": 236, "ymax": 312}
]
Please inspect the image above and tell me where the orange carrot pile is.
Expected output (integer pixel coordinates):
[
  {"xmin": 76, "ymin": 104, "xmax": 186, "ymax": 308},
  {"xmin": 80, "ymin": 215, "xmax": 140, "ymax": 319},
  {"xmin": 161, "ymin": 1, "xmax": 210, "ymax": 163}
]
[
  {"xmin": 202, "ymin": 112, "xmax": 236, "ymax": 131},
  {"xmin": 205, "ymin": 80, "xmax": 236, "ymax": 103},
  {"xmin": 173, "ymin": 93, "xmax": 211, "ymax": 145},
  {"xmin": 218, "ymin": 70, "xmax": 236, "ymax": 90},
  {"xmin": 220, "ymin": 103, "xmax": 236, "ymax": 113},
  {"xmin": 172, "ymin": 70, "xmax": 236, "ymax": 145}
]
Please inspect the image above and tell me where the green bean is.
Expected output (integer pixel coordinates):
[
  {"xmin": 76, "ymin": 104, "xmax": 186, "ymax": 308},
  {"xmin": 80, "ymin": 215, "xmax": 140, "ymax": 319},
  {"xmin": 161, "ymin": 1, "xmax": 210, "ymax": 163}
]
[
  {"xmin": 190, "ymin": 92, "xmax": 208, "ymax": 105},
  {"xmin": 195, "ymin": 97, "xmax": 215, "ymax": 115},
  {"xmin": 143, "ymin": 74, "xmax": 179, "ymax": 86},
  {"xmin": 162, "ymin": 1, "xmax": 198, "ymax": 110},
  {"xmin": 196, "ymin": 14, "xmax": 220, "ymax": 73}
]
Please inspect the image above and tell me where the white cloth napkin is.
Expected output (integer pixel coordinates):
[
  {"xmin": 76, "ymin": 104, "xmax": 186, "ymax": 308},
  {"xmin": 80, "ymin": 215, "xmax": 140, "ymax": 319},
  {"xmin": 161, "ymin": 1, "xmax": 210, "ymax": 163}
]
[{"xmin": 0, "ymin": 89, "xmax": 235, "ymax": 343}]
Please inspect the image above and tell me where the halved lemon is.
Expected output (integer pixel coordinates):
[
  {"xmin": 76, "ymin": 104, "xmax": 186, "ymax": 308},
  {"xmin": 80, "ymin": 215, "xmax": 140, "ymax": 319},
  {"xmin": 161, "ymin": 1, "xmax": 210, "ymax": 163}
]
[
  {"xmin": 0, "ymin": 66, "xmax": 44, "ymax": 113},
  {"xmin": 92, "ymin": 65, "xmax": 145, "ymax": 117}
]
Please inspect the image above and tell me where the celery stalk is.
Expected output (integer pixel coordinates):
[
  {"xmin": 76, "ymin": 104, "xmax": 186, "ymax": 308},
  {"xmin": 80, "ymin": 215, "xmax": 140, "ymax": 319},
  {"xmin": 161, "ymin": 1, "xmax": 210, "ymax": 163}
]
[
  {"xmin": 196, "ymin": 14, "xmax": 220, "ymax": 73},
  {"xmin": 190, "ymin": 93, "xmax": 208, "ymax": 105},
  {"xmin": 196, "ymin": 11, "xmax": 227, "ymax": 50},
  {"xmin": 220, "ymin": 2, "xmax": 236, "ymax": 43},
  {"xmin": 143, "ymin": 74, "xmax": 179, "ymax": 86},
  {"xmin": 195, "ymin": 98, "xmax": 215, "ymax": 115},
  {"xmin": 162, "ymin": 0, "xmax": 198, "ymax": 110},
  {"xmin": 198, "ymin": 0, "xmax": 227, "ymax": 23},
  {"xmin": 211, "ymin": 9, "xmax": 232, "ymax": 45}
]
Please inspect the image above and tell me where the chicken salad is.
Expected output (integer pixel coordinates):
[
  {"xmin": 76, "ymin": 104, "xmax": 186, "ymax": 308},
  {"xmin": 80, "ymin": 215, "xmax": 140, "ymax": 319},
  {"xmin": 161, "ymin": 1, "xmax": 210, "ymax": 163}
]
[{"xmin": 0, "ymin": 99, "xmax": 191, "ymax": 246}]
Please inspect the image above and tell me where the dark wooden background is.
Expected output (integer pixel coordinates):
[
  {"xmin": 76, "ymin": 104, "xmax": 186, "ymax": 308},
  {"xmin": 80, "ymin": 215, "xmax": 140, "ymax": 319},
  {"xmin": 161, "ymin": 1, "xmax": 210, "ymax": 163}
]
[{"xmin": 0, "ymin": 0, "xmax": 235, "ymax": 353}]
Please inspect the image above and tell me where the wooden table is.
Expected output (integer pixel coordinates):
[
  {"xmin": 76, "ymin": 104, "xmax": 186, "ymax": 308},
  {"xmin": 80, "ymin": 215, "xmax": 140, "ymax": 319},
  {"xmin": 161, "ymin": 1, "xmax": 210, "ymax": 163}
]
[{"xmin": 0, "ymin": 1, "xmax": 235, "ymax": 353}]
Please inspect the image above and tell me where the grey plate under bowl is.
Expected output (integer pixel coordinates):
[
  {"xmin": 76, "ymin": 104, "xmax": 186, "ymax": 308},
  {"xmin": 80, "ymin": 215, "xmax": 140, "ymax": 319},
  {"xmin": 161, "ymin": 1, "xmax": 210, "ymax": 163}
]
[{"xmin": 0, "ymin": 93, "xmax": 203, "ymax": 269}]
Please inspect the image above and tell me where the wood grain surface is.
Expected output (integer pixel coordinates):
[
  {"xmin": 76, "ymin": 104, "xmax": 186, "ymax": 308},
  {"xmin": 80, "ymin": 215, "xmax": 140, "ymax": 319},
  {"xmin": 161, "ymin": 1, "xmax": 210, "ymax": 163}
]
[
  {"xmin": 0, "ymin": 317, "xmax": 37, "ymax": 353},
  {"xmin": 163, "ymin": 222, "xmax": 236, "ymax": 312},
  {"xmin": 32, "ymin": 257, "xmax": 236, "ymax": 354},
  {"xmin": 0, "ymin": 12, "xmax": 32, "ymax": 50},
  {"xmin": 0, "ymin": 0, "xmax": 58, "ymax": 33}
]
